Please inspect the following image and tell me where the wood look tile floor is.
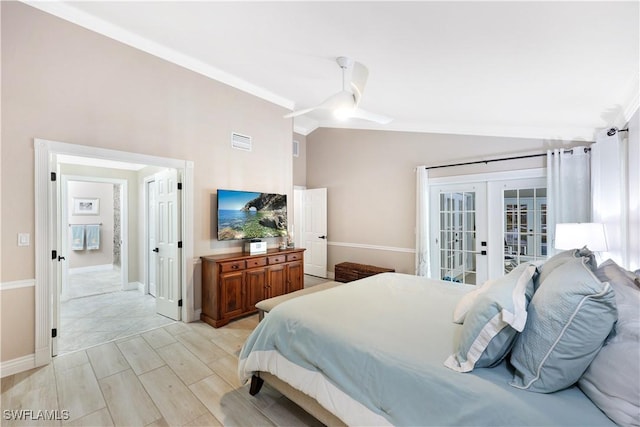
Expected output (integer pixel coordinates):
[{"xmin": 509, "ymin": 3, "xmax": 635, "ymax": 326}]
[{"xmin": 1, "ymin": 315, "xmax": 324, "ymax": 427}]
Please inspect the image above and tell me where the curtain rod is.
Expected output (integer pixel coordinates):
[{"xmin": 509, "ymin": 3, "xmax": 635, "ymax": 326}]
[
  {"xmin": 424, "ymin": 147, "xmax": 590, "ymax": 170},
  {"xmin": 607, "ymin": 127, "xmax": 629, "ymax": 136}
]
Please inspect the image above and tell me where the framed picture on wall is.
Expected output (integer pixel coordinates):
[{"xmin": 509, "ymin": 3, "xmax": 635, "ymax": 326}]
[{"xmin": 73, "ymin": 198, "xmax": 100, "ymax": 215}]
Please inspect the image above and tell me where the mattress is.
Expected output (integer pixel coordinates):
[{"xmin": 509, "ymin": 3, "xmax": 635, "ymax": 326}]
[{"xmin": 238, "ymin": 273, "xmax": 615, "ymax": 426}]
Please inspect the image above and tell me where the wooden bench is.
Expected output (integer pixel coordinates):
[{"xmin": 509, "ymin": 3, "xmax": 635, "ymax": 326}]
[
  {"xmin": 255, "ymin": 281, "xmax": 340, "ymax": 321},
  {"xmin": 334, "ymin": 262, "xmax": 395, "ymax": 283}
]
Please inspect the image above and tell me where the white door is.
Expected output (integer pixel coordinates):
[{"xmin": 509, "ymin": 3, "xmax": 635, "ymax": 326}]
[
  {"xmin": 303, "ymin": 188, "xmax": 328, "ymax": 277},
  {"xmin": 154, "ymin": 169, "xmax": 181, "ymax": 320},
  {"xmin": 430, "ymin": 182, "xmax": 488, "ymax": 285},
  {"xmin": 147, "ymin": 180, "xmax": 157, "ymax": 297}
]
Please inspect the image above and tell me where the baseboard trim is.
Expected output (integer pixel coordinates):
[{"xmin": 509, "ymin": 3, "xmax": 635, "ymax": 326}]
[
  {"xmin": 69, "ymin": 264, "xmax": 114, "ymax": 274},
  {"xmin": 328, "ymin": 241, "xmax": 415, "ymax": 254},
  {"xmin": 0, "ymin": 279, "xmax": 36, "ymax": 291},
  {"xmin": 124, "ymin": 281, "xmax": 142, "ymax": 291},
  {"xmin": 1, "ymin": 354, "xmax": 36, "ymax": 378}
]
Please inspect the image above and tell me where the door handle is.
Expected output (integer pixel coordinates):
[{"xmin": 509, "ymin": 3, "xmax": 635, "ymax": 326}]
[
  {"xmin": 318, "ymin": 235, "xmax": 327, "ymax": 239},
  {"xmin": 470, "ymin": 250, "xmax": 487, "ymax": 255},
  {"xmin": 57, "ymin": 255, "xmax": 66, "ymax": 261},
  {"xmin": 152, "ymin": 248, "xmax": 159, "ymax": 253}
]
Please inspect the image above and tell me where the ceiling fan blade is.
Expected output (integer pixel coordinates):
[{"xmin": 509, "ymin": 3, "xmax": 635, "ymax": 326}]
[
  {"xmin": 283, "ymin": 91, "xmax": 354, "ymax": 119},
  {"xmin": 349, "ymin": 107, "xmax": 393, "ymax": 124},
  {"xmin": 283, "ymin": 106, "xmax": 319, "ymax": 119},
  {"xmin": 350, "ymin": 61, "xmax": 369, "ymax": 105}
]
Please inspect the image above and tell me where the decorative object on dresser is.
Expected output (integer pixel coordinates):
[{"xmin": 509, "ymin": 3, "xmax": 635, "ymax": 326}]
[
  {"xmin": 201, "ymin": 248, "xmax": 305, "ymax": 328},
  {"xmin": 334, "ymin": 262, "xmax": 395, "ymax": 283}
]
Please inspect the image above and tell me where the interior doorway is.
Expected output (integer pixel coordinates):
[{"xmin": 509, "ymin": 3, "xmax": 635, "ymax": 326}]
[
  {"xmin": 60, "ymin": 175, "xmax": 128, "ymax": 301},
  {"xmin": 55, "ymin": 160, "xmax": 182, "ymax": 355},
  {"xmin": 294, "ymin": 187, "xmax": 328, "ymax": 278},
  {"xmin": 33, "ymin": 139, "xmax": 194, "ymax": 364}
]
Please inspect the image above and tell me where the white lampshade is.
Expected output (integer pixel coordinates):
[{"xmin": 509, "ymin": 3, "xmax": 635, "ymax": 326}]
[{"xmin": 554, "ymin": 223, "xmax": 608, "ymax": 251}]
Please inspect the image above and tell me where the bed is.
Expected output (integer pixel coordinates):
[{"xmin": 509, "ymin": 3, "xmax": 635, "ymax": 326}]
[{"xmin": 238, "ymin": 253, "xmax": 639, "ymax": 426}]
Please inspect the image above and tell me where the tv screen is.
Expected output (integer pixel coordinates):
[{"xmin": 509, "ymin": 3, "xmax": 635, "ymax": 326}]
[{"xmin": 217, "ymin": 189, "xmax": 288, "ymax": 241}]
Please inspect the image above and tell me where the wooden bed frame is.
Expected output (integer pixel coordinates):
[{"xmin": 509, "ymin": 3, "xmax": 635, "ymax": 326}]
[{"xmin": 250, "ymin": 372, "xmax": 346, "ymax": 426}]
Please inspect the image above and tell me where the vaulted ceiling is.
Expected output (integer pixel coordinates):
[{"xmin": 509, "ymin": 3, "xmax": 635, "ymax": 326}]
[{"xmin": 26, "ymin": 1, "xmax": 639, "ymax": 140}]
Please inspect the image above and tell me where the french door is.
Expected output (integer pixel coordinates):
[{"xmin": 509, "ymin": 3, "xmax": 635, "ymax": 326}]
[
  {"xmin": 495, "ymin": 178, "xmax": 548, "ymax": 276},
  {"xmin": 430, "ymin": 182, "xmax": 488, "ymax": 285},
  {"xmin": 428, "ymin": 173, "xmax": 547, "ymax": 286}
]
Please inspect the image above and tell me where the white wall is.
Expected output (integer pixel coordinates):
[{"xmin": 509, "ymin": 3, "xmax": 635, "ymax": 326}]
[{"xmin": 626, "ymin": 108, "xmax": 640, "ymax": 271}]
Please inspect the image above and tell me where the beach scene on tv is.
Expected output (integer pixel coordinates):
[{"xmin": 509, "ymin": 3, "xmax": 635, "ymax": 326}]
[{"xmin": 217, "ymin": 190, "xmax": 288, "ymax": 241}]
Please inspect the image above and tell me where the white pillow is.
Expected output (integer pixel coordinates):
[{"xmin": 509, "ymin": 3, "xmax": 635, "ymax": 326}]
[
  {"xmin": 452, "ymin": 262, "xmax": 532, "ymax": 325},
  {"xmin": 445, "ymin": 263, "xmax": 536, "ymax": 372}
]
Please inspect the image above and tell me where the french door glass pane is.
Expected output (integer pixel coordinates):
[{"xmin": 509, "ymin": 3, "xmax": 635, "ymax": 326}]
[
  {"xmin": 503, "ymin": 187, "xmax": 548, "ymax": 273},
  {"xmin": 439, "ymin": 191, "xmax": 477, "ymax": 284}
]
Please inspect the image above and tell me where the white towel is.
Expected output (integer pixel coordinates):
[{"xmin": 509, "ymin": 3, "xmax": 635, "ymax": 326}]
[
  {"xmin": 85, "ymin": 224, "xmax": 100, "ymax": 250},
  {"xmin": 70, "ymin": 225, "xmax": 85, "ymax": 250}
]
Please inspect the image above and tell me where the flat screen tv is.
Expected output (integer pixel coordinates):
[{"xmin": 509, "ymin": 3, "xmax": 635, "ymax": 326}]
[{"xmin": 217, "ymin": 189, "xmax": 288, "ymax": 241}]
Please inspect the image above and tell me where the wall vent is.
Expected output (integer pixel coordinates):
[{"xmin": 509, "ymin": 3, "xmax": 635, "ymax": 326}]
[
  {"xmin": 231, "ymin": 132, "xmax": 252, "ymax": 151},
  {"xmin": 293, "ymin": 140, "xmax": 300, "ymax": 158}
]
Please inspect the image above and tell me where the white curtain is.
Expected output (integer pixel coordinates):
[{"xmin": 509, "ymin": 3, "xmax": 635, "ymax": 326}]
[
  {"xmin": 415, "ymin": 167, "xmax": 431, "ymax": 276},
  {"xmin": 592, "ymin": 129, "xmax": 626, "ymax": 266},
  {"xmin": 547, "ymin": 146, "xmax": 591, "ymax": 253}
]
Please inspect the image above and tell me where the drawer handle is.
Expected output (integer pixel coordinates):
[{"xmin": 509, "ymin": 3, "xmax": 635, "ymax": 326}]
[{"xmin": 232, "ymin": 265, "xmax": 239, "ymax": 270}]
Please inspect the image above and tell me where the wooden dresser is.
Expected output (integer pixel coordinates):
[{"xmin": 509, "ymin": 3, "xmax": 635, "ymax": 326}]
[{"xmin": 201, "ymin": 248, "xmax": 305, "ymax": 328}]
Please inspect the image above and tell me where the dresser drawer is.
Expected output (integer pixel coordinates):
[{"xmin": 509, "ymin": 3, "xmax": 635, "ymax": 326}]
[
  {"xmin": 268, "ymin": 255, "xmax": 286, "ymax": 265},
  {"xmin": 220, "ymin": 260, "xmax": 245, "ymax": 272},
  {"xmin": 246, "ymin": 257, "xmax": 267, "ymax": 268},
  {"xmin": 286, "ymin": 253, "xmax": 301, "ymax": 262}
]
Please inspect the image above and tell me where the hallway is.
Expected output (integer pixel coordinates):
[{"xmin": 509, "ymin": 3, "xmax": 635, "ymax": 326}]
[{"xmin": 59, "ymin": 270, "xmax": 174, "ymax": 354}]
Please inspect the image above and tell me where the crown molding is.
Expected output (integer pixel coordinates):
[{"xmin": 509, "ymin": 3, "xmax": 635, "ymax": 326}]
[{"xmin": 313, "ymin": 120, "xmax": 597, "ymax": 142}]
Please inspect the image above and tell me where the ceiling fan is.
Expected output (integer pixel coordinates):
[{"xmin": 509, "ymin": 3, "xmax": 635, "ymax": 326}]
[{"xmin": 284, "ymin": 56, "xmax": 392, "ymax": 124}]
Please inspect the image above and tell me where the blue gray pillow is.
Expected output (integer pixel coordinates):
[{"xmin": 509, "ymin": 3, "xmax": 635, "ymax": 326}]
[
  {"xmin": 510, "ymin": 257, "xmax": 617, "ymax": 393},
  {"xmin": 579, "ymin": 259, "xmax": 640, "ymax": 426},
  {"xmin": 535, "ymin": 247, "xmax": 596, "ymax": 289},
  {"xmin": 445, "ymin": 263, "xmax": 536, "ymax": 372}
]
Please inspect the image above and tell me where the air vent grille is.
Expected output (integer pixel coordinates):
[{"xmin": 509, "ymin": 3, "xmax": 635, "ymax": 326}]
[
  {"xmin": 293, "ymin": 140, "xmax": 299, "ymax": 157},
  {"xmin": 231, "ymin": 132, "xmax": 252, "ymax": 151}
]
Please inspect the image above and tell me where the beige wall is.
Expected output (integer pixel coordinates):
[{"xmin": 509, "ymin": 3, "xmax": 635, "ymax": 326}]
[
  {"xmin": 0, "ymin": 2, "xmax": 292, "ymax": 362},
  {"xmin": 1, "ymin": 288, "xmax": 35, "ymax": 362},
  {"xmin": 60, "ymin": 164, "xmax": 141, "ymax": 282},
  {"xmin": 67, "ymin": 181, "xmax": 114, "ymax": 269},
  {"xmin": 293, "ymin": 132, "xmax": 307, "ymax": 187},
  {"xmin": 306, "ymin": 128, "xmax": 585, "ymax": 275}
]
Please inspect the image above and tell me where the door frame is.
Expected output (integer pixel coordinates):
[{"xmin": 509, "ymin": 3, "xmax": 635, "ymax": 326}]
[
  {"xmin": 61, "ymin": 175, "xmax": 129, "ymax": 292},
  {"xmin": 34, "ymin": 138, "xmax": 194, "ymax": 366}
]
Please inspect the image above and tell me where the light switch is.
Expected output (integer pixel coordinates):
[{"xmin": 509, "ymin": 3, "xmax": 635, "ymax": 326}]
[{"xmin": 18, "ymin": 233, "xmax": 30, "ymax": 247}]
